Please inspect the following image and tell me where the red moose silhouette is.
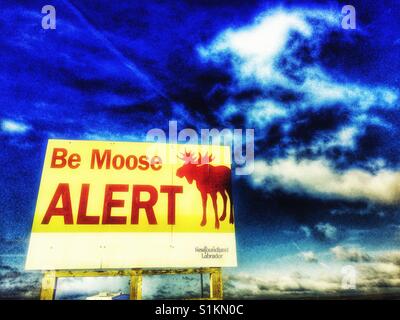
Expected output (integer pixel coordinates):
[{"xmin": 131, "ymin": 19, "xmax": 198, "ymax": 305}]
[{"xmin": 176, "ymin": 150, "xmax": 234, "ymax": 229}]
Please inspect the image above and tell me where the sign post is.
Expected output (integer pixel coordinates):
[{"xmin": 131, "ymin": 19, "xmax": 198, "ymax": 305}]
[
  {"xmin": 129, "ymin": 269, "xmax": 142, "ymax": 300},
  {"xmin": 40, "ymin": 271, "xmax": 57, "ymax": 300},
  {"xmin": 39, "ymin": 268, "xmax": 222, "ymax": 300},
  {"xmin": 27, "ymin": 139, "xmax": 236, "ymax": 299}
]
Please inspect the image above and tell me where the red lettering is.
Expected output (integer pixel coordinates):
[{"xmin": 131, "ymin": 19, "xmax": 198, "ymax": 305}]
[
  {"xmin": 138, "ymin": 155, "xmax": 150, "ymax": 170},
  {"xmin": 160, "ymin": 185, "xmax": 183, "ymax": 224},
  {"xmin": 112, "ymin": 154, "xmax": 125, "ymax": 169},
  {"xmin": 77, "ymin": 184, "xmax": 99, "ymax": 224},
  {"xmin": 131, "ymin": 185, "xmax": 158, "ymax": 224},
  {"xmin": 102, "ymin": 184, "xmax": 128, "ymax": 224},
  {"xmin": 50, "ymin": 148, "xmax": 67, "ymax": 168},
  {"xmin": 42, "ymin": 183, "xmax": 73, "ymax": 224},
  {"xmin": 91, "ymin": 149, "xmax": 111, "ymax": 169},
  {"xmin": 151, "ymin": 156, "xmax": 162, "ymax": 171},
  {"xmin": 50, "ymin": 148, "xmax": 81, "ymax": 169},
  {"xmin": 68, "ymin": 153, "xmax": 81, "ymax": 169},
  {"xmin": 42, "ymin": 183, "xmax": 183, "ymax": 226},
  {"xmin": 126, "ymin": 155, "xmax": 138, "ymax": 170},
  {"xmin": 89, "ymin": 150, "xmax": 162, "ymax": 171}
]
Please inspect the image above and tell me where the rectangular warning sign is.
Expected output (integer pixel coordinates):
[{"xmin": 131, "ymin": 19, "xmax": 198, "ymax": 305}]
[{"xmin": 25, "ymin": 139, "xmax": 237, "ymax": 270}]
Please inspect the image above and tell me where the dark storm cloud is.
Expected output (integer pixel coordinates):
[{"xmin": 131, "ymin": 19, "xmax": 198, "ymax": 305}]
[{"xmin": 0, "ymin": 264, "xmax": 41, "ymax": 299}]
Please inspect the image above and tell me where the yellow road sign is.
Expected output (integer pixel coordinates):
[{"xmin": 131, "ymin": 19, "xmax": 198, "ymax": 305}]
[{"xmin": 26, "ymin": 139, "xmax": 237, "ymax": 270}]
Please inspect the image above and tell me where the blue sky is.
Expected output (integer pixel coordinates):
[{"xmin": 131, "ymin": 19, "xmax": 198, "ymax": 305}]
[{"xmin": 1, "ymin": 0, "xmax": 400, "ymax": 298}]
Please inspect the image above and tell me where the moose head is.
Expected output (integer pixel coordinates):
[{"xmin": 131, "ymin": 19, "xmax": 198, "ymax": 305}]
[{"xmin": 176, "ymin": 150, "xmax": 214, "ymax": 184}]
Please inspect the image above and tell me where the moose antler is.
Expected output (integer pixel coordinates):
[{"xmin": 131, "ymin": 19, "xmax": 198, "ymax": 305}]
[
  {"xmin": 177, "ymin": 150, "xmax": 198, "ymax": 164},
  {"xmin": 198, "ymin": 152, "xmax": 214, "ymax": 165}
]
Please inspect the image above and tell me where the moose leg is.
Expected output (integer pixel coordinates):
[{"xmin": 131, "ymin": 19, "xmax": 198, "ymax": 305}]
[
  {"xmin": 200, "ymin": 192, "xmax": 207, "ymax": 226},
  {"xmin": 228, "ymin": 185, "xmax": 234, "ymax": 224},
  {"xmin": 219, "ymin": 190, "xmax": 227, "ymax": 221},
  {"xmin": 211, "ymin": 193, "xmax": 220, "ymax": 229}
]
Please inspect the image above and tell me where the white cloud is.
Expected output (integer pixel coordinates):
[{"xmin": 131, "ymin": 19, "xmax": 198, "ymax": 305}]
[
  {"xmin": 224, "ymin": 271, "xmax": 341, "ymax": 298},
  {"xmin": 221, "ymin": 99, "xmax": 287, "ymax": 129},
  {"xmin": 247, "ymin": 100, "xmax": 288, "ymax": 126},
  {"xmin": 300, "ymin": 68, "xmax": 398, "ymax": 110},
  {"xmin": 300, "ymin": 225, "xmax": 311, "ymax": 238},
  {"xmin": 331, "ymin": 246, "xmax": 372, "ymax": 263},
  {"xmin": 199, "ymin": 8, "xmax": 398, "ymax": 110},
  {"xmin": 199, "ymin": 9, "xmax": 313, "ymax": 84},
  {"xmin": 224, "ymin": 249, "xmax": 400, "ymax": 298},
  {"xmin": 315, "ymin": 223, "xmax": 337, "ymax": 241},
  {"xmin": 1, "ymin": 119, "xmax": 30, "ymax": 134},
  {"xmin": 356, "ymin": 262, "xmax": 400, "ymax": 292},
  {"xmin": 336, "ymin": 127, "xmax": 358, "ymax": 147},
  {"xmin": 251, "ymin": 157, "xmax": 400, "ymax": 204},
  {"xmin": 199, "ymin": 7, "xmax": 399, "ymax": 152},
  {"xmin": 377, "ymin": 250, "xmax": 400, "ymax": 265},
  {"xmin": 299, "ymin": 251, "xmax": 318, "ymax": 263},
  {"xmin": 83, "ymin": 131, "xmax": 140, "ymax": 142},
  {"xmin": 305, "ymin": 126, "xmax": 361, "ymax": 155}
]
